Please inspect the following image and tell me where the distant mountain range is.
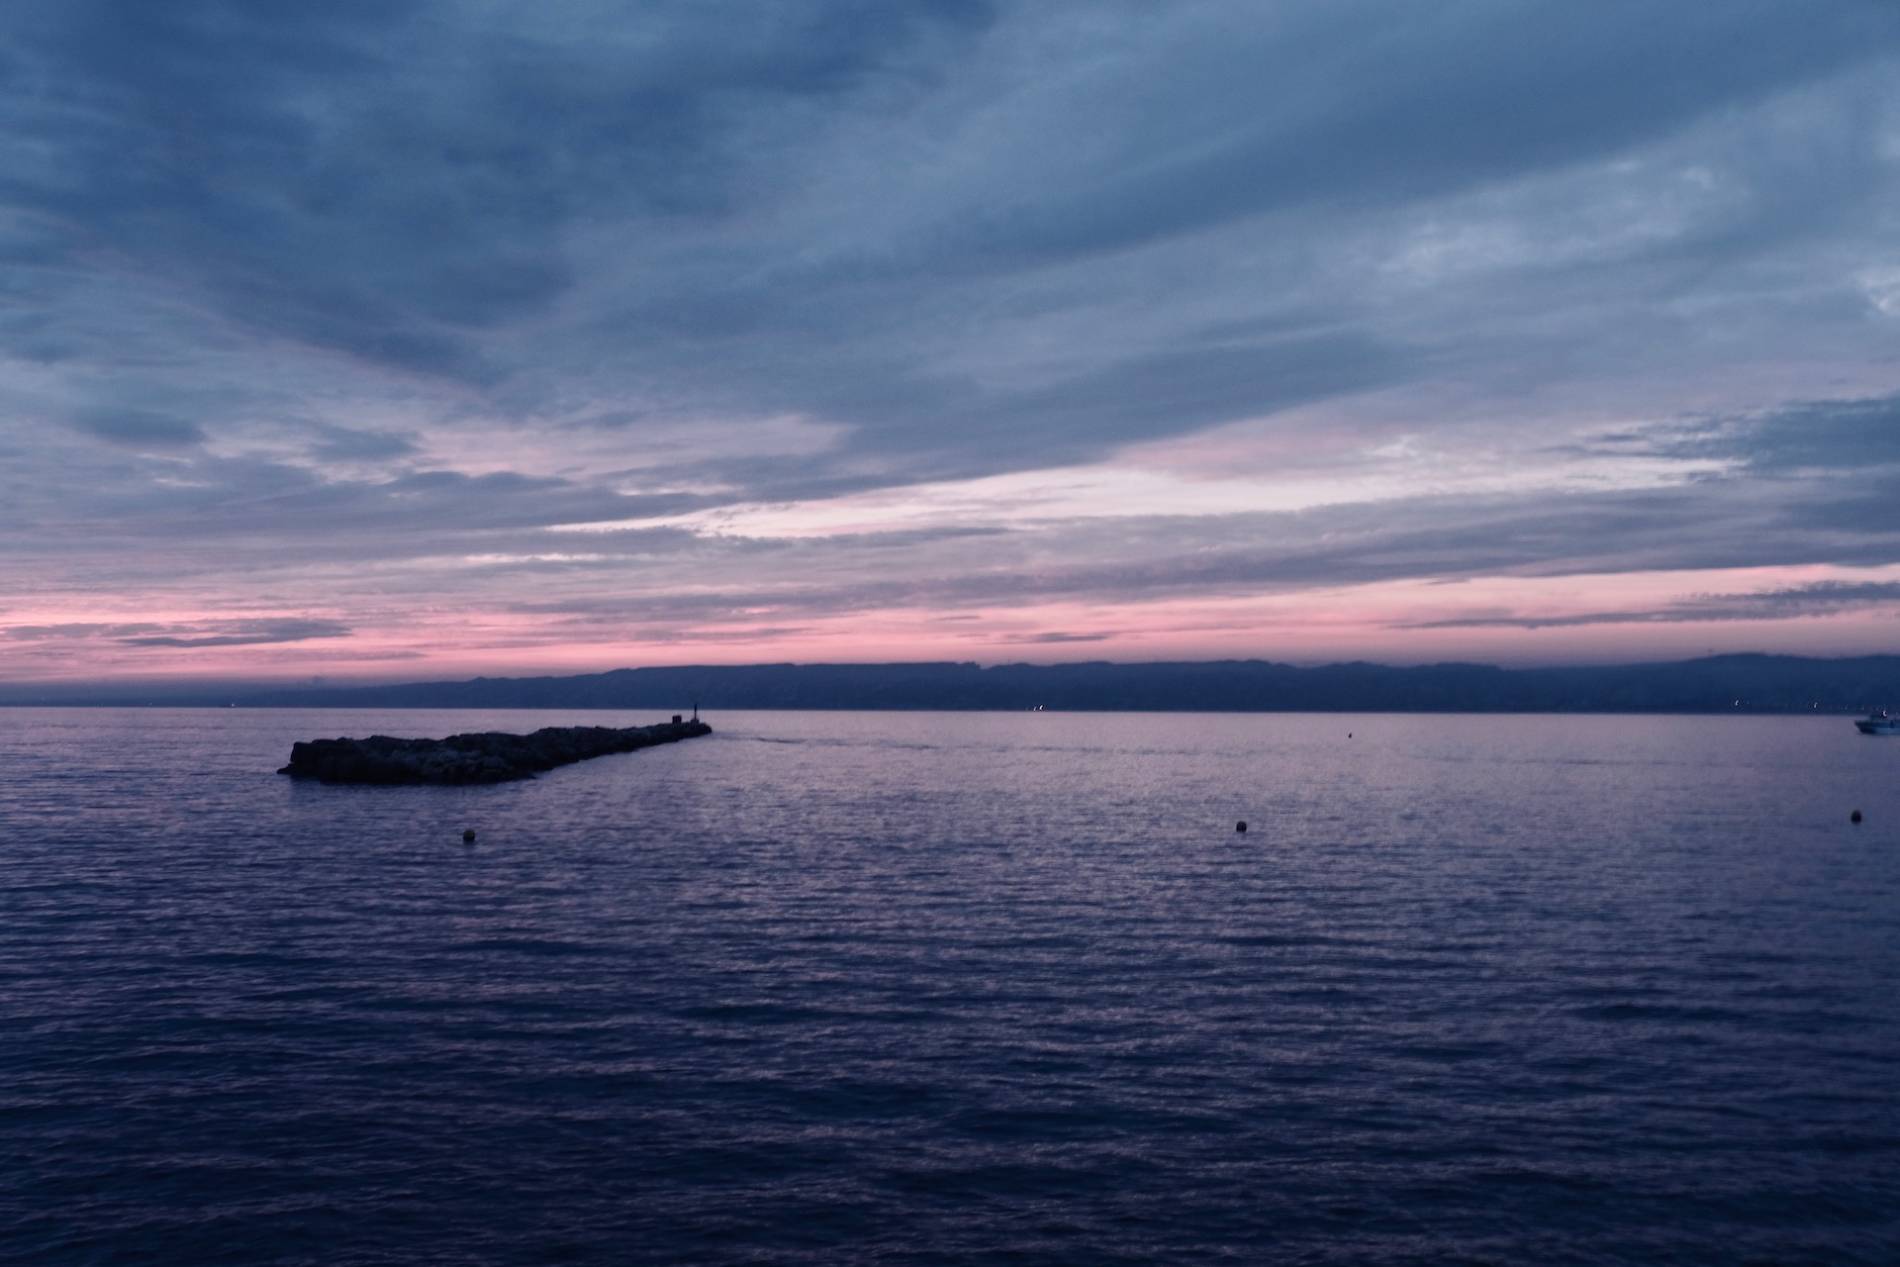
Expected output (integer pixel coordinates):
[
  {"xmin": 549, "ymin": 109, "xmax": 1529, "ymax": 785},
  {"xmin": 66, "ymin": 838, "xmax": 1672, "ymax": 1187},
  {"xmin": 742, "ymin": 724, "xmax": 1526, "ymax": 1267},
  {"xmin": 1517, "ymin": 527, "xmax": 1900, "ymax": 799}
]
[{"xmin": 10, "ymin": 655, "xmax": 1900, "ymax": 713}]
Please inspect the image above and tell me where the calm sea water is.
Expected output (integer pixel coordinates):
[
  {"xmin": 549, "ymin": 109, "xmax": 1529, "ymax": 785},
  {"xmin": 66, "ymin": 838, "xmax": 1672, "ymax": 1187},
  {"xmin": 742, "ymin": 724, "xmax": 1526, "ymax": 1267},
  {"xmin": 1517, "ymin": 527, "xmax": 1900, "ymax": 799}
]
[{"xmin": 1, "ymin": 708, "xmax": 1896, "ymax": 1265}]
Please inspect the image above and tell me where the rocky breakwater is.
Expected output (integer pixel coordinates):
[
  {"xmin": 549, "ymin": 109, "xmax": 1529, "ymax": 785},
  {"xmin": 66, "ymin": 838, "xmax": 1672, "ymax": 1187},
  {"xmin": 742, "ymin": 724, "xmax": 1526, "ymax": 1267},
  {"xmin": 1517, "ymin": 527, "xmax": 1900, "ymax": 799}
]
[{"xmin": 278, "ymin": 719, "xmax": 712, "ymax": 785}]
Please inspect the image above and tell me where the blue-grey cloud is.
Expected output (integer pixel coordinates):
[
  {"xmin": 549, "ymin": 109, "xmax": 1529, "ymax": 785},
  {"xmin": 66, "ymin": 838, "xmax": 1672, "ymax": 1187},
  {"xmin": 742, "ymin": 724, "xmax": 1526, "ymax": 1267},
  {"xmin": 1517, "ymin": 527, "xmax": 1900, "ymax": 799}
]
[
  {"xmin": 1580, "ymin": 394, "xmax": 1900, "ymax": 475},
  {"xmin": 306, "ymin": 425, "xmax": 417, "ymax": 463},
  {"xmin": 3, "ymin": 1, "xmax": 1900, "ymax": 673},
  {"xmin": 5, "ymin": 0, "xmax": 1000, "ymax": 379},
  {"xmin": 70, "ymin": 409, "xmax": 205, "ymax": 449},
  {"xmin": 118, "ymin": 618, "xmax": 353, "ymax": 648},
  {"xmin": 1401, "ymin": 581, "xmax": 1900, "ymax": 630},
  {"xmin": 4, "ymin": 617, "xmax": 350, "ymax": 647},
  {"xmin": 1000, "ymin": 631, "xmax": 1115, "ymax": 644},
  {"xmin": 5, "ymin": 623, "xmax": 167, "ymax": 641},
  {"xmin": 932, "ymin": 2, "xmax": 1899, "ymax": 267}
]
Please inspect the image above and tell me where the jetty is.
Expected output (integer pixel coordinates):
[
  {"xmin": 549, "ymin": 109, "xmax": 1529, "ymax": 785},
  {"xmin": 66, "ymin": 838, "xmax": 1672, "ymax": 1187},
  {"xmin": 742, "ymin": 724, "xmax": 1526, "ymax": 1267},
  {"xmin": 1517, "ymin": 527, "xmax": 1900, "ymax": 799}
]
[{"xmin": 277, "ymin": 718, "xmax": 712, "ymax": 785}]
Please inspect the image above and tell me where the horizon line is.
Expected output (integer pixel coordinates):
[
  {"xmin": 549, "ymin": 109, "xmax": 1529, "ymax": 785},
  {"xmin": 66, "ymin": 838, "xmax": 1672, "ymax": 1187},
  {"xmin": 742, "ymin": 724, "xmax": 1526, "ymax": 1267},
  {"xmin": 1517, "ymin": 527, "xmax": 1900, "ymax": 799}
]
[{"xmin": 3, "ymin": 649, "xmax": 1897, "ymax": 699}]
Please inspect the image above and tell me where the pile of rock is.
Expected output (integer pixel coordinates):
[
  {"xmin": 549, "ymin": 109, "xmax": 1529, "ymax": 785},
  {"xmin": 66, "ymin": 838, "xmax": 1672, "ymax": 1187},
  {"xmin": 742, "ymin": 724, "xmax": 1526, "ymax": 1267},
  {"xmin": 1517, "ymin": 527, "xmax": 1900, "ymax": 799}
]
[{"xmin": 277, "ymin": 719, "xmax": 712, "ymax": 785}]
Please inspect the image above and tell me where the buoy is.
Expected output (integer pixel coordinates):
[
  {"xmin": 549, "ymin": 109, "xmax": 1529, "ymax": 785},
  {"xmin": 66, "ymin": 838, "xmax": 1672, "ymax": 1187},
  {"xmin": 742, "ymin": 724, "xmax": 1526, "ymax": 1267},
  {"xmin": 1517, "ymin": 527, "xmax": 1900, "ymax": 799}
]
[
  {"xmin": 1851, "ymin": 810, "xmax": 1863, "ymax": 825},
  {"xmin": 462, "ymin": 828, "xmax": 477, "ymax": 843},
  {"xmin": 1236, "ymin": 821, "xmax": 1247, "ymax": 833}
]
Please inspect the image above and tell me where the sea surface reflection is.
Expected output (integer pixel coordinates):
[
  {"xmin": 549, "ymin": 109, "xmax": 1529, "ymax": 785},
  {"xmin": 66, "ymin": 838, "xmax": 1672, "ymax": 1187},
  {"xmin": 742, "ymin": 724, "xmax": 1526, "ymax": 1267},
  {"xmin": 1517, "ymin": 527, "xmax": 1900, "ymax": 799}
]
[{"xmin": 2, "ymin": 709, "xmax": 1897, "ymax": 1264}]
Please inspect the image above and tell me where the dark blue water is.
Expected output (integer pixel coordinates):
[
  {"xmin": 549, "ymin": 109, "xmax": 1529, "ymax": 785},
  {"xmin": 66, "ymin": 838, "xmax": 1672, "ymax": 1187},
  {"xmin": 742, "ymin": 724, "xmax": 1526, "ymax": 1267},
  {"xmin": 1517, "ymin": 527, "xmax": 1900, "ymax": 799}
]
[{"xmin": 2, "ymin": 708, "xmax": 1897, "ymax": 1265}]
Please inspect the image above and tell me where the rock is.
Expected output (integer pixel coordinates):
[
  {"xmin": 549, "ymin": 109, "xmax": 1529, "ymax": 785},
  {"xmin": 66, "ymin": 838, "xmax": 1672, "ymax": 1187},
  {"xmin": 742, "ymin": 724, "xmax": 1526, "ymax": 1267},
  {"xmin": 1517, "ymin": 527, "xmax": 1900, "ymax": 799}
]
[{"xmin": 277, "ymin": 719, "xmax": 712, "ymax": 785}]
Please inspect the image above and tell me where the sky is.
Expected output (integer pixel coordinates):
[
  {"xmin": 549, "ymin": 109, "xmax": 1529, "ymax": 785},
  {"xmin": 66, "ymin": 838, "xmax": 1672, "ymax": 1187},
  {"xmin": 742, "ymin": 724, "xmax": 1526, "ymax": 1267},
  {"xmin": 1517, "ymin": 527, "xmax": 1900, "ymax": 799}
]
[{"xmin": 4, "ymin": 0, "xmax": 1900, "ymax": 685}]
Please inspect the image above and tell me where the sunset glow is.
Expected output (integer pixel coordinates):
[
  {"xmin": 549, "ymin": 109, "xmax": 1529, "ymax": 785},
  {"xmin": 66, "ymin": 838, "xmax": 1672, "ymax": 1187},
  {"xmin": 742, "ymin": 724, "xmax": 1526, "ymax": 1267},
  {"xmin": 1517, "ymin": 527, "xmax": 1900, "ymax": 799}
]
[{"xmin": 5, "ymin": 3, "xmax": 1899, "ymax": 686}]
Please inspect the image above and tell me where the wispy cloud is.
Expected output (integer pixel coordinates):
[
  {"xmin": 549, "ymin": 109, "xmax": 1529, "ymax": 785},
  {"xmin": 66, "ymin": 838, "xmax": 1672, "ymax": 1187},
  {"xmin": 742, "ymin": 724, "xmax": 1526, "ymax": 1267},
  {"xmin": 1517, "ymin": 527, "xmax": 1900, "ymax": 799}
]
[
  {"xmin": 118, "ymin": 618, "xmax": 353, "ymax": 648},
  {"xmin": 5, "ymin": 617, "xmax": 351, "ymax": 648},
  {"xmin": 1403, "ymin": 581, "xmax": 1900, "ymax": 630},
  {"xmin": 996, "ymin": 631, "xmax": 1116, "ymax": 644},
  {"xmin": 3, "ymin": 2, "xmax": 1899, "ymax": 679}
]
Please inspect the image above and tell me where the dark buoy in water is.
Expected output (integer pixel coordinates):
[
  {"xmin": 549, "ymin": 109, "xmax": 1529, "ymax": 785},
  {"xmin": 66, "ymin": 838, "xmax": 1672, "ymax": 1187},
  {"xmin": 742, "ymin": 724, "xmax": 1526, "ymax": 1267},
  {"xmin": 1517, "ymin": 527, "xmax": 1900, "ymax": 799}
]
[
  {"xmin": 1235, "ymin": 821, "xmax": 1248, "ymax": 834},
  {"xmin": 1851, "ymin": 810, "xmax": 1863, "ymax": 825},
  {"xmin": 462, "ymin": 828, "xmax": 477, "ymax": 843}
]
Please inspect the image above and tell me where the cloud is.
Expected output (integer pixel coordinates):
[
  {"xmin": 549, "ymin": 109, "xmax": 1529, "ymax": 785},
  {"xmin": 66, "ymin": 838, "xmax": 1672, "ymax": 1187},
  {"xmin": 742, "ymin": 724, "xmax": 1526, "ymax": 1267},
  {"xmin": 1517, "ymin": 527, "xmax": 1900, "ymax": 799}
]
[
  {"xmin": 70, "ymin": 409, "xmax": 205, "ymax": 449},
  {"xmin": 5, "ymin": 0, "xmax": 1002, "ymax": 379},
  {"xmin": 1592, "ymin": 393, "xmax": 1900, "ymax": 475},
  {"xmin": 118, "ymin": 618, "xmax": 353, "ymax": 648},
  {"xmin": 998, "ymin": 631, "xmax": 1115, "ymax": 644},
  {"xmin": 2, "ymin": 617, "xmax": 352, "ymax": 649},
  {"xmin": 1402, "ymin": 581, "xmax": 1900, "ymax": 630},
  {"xmin": 3, "ymin": 2, "xmax": 1900, "ymax": 676},
  {"xmin": 5, "ymin": 622, "xmax": 167, "ymax": 641},
  {"xmin": 305, "ymin": 425, "xmax": 417, "ymax": 463},
  {"xmin": 926, "ymin": 3, "xmax": 1898, "ymax": 268}
]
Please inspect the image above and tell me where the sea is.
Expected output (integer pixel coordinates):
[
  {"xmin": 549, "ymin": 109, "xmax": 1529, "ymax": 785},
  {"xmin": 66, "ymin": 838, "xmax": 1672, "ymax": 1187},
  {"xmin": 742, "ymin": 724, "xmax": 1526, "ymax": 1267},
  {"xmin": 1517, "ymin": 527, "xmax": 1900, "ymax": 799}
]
[{"xmin": 1, "ymin": 708, "xmax": 1896, "ymax": 1266}]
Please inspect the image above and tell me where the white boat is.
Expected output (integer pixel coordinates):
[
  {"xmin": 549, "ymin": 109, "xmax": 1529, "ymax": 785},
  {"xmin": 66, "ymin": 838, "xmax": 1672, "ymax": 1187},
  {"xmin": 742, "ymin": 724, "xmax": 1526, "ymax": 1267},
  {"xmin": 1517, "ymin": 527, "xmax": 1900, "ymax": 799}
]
[{"xmin": 1855, "ymin": 710, "xmax": 1900, "ymax": 735}]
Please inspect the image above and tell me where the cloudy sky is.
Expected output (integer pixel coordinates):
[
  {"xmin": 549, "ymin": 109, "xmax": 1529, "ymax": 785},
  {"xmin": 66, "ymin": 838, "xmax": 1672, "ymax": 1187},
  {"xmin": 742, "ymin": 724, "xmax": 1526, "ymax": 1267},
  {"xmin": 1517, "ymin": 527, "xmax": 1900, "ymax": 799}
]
[{"xmin": 5, "ymin": 0, "xmax": 1900, "ymax": 684}]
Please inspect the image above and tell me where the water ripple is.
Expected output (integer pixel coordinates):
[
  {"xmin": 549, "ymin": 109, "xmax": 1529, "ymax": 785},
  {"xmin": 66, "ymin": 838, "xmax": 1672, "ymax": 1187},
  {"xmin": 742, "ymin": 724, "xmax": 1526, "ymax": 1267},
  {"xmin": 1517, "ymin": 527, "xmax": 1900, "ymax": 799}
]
[{"xmin": 2, "ymin": 707, "xmax": 1898, "ymax": 1265}]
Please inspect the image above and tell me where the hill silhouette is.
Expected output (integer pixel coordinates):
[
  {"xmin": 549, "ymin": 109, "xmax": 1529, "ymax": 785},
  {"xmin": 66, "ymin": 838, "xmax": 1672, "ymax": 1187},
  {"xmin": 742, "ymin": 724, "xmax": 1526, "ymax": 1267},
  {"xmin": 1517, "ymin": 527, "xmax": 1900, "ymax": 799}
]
[{"xmin": 102, "ymin": 654, "xmax": 1900, "ymax": 713}]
